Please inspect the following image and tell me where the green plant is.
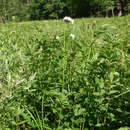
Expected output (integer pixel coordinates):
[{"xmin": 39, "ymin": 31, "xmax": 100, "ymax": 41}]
[{"xmin": 0, "ymin": 16, "xmax": 130, "ymax": 130}]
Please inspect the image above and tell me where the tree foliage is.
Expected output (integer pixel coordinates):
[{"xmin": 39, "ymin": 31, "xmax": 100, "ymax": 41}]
[{"xmin": 0, "ymin": 0, "xmax": 129, "ymax": 22}]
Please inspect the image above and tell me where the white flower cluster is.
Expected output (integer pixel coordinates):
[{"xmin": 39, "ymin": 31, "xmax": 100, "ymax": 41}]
[
  {"xmin": 56, "ymin": 36, "xmax": 60, "ymax": 41},
  {"xmin": 70, "ymin": 33, "xmax": 75, "ymax": 40},
  {"xmin": 63, "ymin": 16, "xmax": 74, "ymax": 24},
  {"xmin": 56, "ymin": 33, "xmax": 75, "ymax": 41},
  {"xmin": 57, "ymin": 16, "xmax": 75, "ymax": 40}
]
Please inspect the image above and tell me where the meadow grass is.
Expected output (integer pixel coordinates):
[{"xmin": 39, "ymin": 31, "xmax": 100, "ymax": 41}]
[{"xmin": 0, "ymin": 16, "xmax": 130, "ymax": 130}]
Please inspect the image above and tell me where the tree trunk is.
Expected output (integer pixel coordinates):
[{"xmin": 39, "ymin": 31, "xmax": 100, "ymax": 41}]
[
  {"xmin": 118, "ymin": 0, "xmax": 129, "ymax": 16},
  {"xmin": 118, "ymin": 0, "xmax": 123, "ymax": 16}
]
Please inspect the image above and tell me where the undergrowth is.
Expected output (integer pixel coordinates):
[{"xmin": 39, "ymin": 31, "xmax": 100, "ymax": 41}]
[{"xmin": 0, "ymin": 16, "xmax": 130, "ymax": 130}]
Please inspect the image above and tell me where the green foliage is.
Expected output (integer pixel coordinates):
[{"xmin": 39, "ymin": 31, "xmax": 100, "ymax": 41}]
[
  {"xmin": 30, "ymin": 0, "xmax": 66, "ymax": 20},
  {"xmin": 0, "ymin": 16, "xmax": 130, "ymax": 129},
  {"xmin": 0, "ymin": 0, "xmax": 29, "ymax": 22},
  {"xmin": 118, "ymin": 127, "xmax": 130, "ymax": 130},
  {"xmin": 1, "ymin": 0, "xmax": 129, "ymax": 21}
]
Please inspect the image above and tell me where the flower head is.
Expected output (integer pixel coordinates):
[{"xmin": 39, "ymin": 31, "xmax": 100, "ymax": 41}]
[
  {"xmin": 70, "ymin": 33, "xmax": 75, "ymax": 40},
  {"xmin": 63, "ymin": 16, "xmax": 74, "ymax": 24},
  {"xmin": 56, "ymin": 36, "xmax": 60, "ymax": 41}
]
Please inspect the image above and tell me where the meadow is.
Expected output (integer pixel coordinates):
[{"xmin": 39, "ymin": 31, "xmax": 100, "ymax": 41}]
[{"xmin": 0, "ymin": 16, "xmax": 130, "ymax": 130}]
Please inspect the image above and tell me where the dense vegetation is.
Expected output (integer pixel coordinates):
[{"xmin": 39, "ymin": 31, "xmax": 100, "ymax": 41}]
[
  {"xmin": 0, "ymin": 0, "xmax": 129, "ymax": 22},
  {"xmin": 0, "ymin": 16, "xmax": 130, "ymax": 130}
]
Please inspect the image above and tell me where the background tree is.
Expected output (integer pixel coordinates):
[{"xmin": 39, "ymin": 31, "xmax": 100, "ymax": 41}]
[
  {"xmin": 0, "ymin": 0, "xmax": 129, "ymax": 22},
  {"xmin": 117, "ymin": 0, "xmax": 129, "ymax": 16}
]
